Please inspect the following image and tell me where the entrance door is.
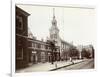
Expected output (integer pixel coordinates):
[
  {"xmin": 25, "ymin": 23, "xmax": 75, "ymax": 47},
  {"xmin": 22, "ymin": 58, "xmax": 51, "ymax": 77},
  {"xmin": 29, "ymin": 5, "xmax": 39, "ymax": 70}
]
[
  {"xmin": 48, "ymin": 56, "xmax": 51, "ymax": 62},
  {"xmin": 33, "ymin": 54, "xmax": 36, "ymax": 63},
  {"xmin": 31, "ymin": 54, "xmax": 36, "ymax": 63}
]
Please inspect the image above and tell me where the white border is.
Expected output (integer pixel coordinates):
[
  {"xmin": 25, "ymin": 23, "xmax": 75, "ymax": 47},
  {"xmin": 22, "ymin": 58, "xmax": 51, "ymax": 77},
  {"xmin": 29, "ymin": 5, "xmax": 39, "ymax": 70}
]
[
  {"xmin": 11, "ymin": 0, "xmax": 97, "ymax": 77},
  {"xmin": 11, "ymin": 0, "xmax": 15, "ymax": 76}
]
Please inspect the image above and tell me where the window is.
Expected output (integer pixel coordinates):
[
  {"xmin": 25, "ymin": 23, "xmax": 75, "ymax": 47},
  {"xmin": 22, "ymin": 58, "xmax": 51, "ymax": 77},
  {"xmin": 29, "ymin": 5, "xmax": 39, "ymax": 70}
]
[
  {"xmin": 41, "ymin": 52, "xmax": 45, "ymax": 62},
  {"xmin": 45, "ymin": 45, "xmax": 48, "ymax": 49},
  {"xmin": 50, "ymin": 35, "xmax": 53, "ymax": 39},
  {"xmin": 37, "ymin": 44, "xmax": 41, "ymax": 48},
  {"xmin": 16, "ymin": 47, "xmax": 23, "ymax": 60},
  {"xmin": 41, "ymin": 44, "xmax": 44, "ymax": 49},
  {"xmin": 32, "ymin": 43, "xmax": 35, "ymax": 48},
  {"xmin": 28, "ymin": 41, "xmax": 32, "ymax": 47},
  {"xmin": 16, "ymin": 36, "xmax": 22, "ymax": 46},
  {"xmin": 35, "ymin": 43, "xmax": 37, "ymax": 48},
  {"xmin": 16, "ymin": 15, "xmax": 23, "ymax": 30},
  {"xmin": 54, "ymin": 35, "xmax": 56, "ymax": 39}
]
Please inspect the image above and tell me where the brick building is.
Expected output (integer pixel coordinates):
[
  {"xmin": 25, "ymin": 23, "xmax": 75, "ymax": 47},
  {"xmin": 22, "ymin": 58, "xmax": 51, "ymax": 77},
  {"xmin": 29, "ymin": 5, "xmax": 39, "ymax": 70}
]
[
  {"xmin": 28, "ymin": 35, "xmax": 60, "ymax": 64},
  {"xmin": 49, "ymin": 8, "xmax": 74, "ymax": 61},
  {"xmin": 16, "ymin": 6, "xmax": 30, "ymax": 69}
]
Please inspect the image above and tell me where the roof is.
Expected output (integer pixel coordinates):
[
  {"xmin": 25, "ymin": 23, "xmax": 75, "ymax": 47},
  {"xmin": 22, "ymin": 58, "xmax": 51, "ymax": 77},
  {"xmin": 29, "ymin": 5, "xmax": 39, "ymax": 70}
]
[
  {"xmin": 16, "ymin": 6, "xmax": 30, "ymax": 16},
  {"xmin": 61, "ymin": 39, "xmax": 74, "ymax": 47}
]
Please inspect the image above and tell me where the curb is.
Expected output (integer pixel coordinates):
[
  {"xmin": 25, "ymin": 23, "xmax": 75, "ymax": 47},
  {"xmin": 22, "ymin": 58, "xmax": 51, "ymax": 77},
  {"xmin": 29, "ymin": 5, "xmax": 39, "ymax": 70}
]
[{"xmin": 49, "ymin": 60, "xmax": 85, "ymax": 71}]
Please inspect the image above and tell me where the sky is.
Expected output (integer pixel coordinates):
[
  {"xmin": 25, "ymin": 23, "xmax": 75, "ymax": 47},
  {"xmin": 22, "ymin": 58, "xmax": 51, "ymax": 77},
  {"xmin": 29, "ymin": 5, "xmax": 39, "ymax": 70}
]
[{"xmin": 17, "ymin": 4, "xmax": 96, "ymax": 47}]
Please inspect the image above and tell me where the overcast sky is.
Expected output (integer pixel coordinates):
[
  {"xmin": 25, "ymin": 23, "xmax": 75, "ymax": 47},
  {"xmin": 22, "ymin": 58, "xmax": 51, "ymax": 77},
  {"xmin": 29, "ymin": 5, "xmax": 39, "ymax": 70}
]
[{"xmin": 17, "ymin": 4, "xmax": 96, "ymax": 47}]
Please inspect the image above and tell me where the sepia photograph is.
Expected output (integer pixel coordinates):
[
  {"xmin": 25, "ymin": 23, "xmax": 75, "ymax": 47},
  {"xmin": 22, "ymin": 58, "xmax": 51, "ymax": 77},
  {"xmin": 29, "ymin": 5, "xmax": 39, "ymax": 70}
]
[{"xmin": 15, "ymin": 4, "xmax": 96, "ymax": 73}]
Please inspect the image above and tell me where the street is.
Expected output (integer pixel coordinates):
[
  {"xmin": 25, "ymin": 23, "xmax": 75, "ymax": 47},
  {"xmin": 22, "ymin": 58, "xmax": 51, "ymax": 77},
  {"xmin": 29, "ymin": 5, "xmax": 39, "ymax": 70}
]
[
  {"xmin": 16, "ymin": 59, "xmax": 84, "ymax": 72},
  {"xmin": 56, "ymin": 59, "xmax": 94, "ymax": 71}
]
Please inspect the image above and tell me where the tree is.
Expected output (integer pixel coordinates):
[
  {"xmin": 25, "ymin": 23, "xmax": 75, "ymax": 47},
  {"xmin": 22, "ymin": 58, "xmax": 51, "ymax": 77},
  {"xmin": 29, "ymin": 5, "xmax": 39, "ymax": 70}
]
[
  {"xmin": 68, "ymin": 46, "xmax": 79, "ymax": 60},
  {"xmin": 91, "ymin": 45, "xmax": 95, "ymax": 58},
  {"xmin": 81, "ymin": 48, "xmax": 91, "ymax": 59},
  {"xmin": 61, "ymin": 50, "xmax": 69, "ymax": 61},
  {"xmin": 46, "ymin": 40, "xmax": 56, "ymax": 64}
]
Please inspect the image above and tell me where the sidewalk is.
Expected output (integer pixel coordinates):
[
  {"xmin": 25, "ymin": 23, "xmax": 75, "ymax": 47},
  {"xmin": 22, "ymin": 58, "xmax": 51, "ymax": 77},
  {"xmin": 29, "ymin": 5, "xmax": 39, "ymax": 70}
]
[{"xmin": 16, "ymin": 59, "xmax": 84, "ymax": 73}]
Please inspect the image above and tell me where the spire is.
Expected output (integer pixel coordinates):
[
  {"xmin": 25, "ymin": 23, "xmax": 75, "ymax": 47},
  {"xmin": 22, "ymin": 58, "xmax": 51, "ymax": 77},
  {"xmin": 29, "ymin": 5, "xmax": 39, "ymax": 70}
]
[
  {"xmin": 53, "ymin": 8, "xmax": 55, "ymax": 19},
  {"xmin": 52, "ymin": 8, "xmax": 57, "ymax": 26}
]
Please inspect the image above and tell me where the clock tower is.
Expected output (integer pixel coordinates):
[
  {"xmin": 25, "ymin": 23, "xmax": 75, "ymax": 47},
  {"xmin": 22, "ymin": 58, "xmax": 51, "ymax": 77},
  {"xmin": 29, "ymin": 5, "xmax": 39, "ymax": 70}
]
[{"xmin": 49, "ymin": 8, "xmax": 60, "ymax": 46}]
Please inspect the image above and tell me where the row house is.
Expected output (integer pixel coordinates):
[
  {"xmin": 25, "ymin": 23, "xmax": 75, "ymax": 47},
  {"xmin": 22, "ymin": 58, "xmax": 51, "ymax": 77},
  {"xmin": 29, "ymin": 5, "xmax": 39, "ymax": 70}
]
[{"xmin": 28, "ymin": 38, "xmax": 60, "ymax": 64}]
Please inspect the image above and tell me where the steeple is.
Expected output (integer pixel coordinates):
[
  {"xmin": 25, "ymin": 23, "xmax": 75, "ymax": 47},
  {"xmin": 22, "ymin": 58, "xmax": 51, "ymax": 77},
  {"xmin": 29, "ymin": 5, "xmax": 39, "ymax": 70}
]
[
  {"xmin": 49, "ymin": 8, "xmax": 60, "ymax": 45},
  {"xmin": 52, "ymin": 8, "xmax": 57, "ymax": 26},
  {"xmin": 53, "ymin": 8, "xmax": 55, "ymax": 19}
]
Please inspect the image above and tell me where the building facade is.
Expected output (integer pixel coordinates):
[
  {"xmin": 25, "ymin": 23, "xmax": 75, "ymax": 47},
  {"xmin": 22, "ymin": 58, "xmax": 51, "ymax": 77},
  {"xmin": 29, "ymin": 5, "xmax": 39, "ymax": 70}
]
[
  {"xmin": 28, "ymin": 37, "xmax": 60, "ymax": 64},
  {"xmin": 16, "ymin": 6, "xmax": 30, "ymax": 69},
  {"xmin": 16, "ymin": 7, "xmax": 76, "ymax": 70},
  {"xmin": 49, "ymin": 8, "xmax": 74, "ymax": 61},
  {"xmin": 49, "ymin": 8, "xmax": 60, "ymax": 46},
  {"xmin": 16, "ymin": 7, "xmax": 61, "ymax": 70},
  {"xmin": 60, "ymin": 40, "xmax": 74, "ymax": 60}
]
